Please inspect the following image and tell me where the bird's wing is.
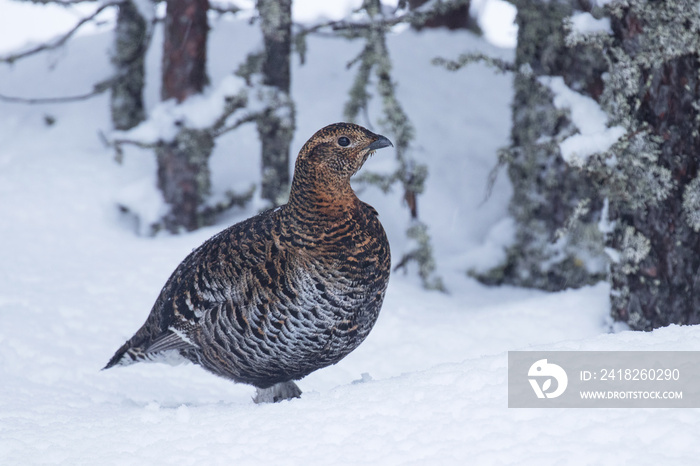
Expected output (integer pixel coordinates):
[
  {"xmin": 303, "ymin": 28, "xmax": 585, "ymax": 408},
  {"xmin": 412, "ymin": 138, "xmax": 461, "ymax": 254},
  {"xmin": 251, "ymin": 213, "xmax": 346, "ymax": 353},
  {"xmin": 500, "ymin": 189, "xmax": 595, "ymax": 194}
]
[{"xmin": 142, "ymin": 326, "xmax": 200, "ymax": 354}]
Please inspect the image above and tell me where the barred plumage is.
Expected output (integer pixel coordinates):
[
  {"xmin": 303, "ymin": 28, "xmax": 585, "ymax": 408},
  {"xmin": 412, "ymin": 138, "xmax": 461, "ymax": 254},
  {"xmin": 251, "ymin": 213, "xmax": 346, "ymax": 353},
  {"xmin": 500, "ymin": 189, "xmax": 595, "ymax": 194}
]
[{"xmin": 104, "ymin": 123, "xmax": 392, "ymax": 403}]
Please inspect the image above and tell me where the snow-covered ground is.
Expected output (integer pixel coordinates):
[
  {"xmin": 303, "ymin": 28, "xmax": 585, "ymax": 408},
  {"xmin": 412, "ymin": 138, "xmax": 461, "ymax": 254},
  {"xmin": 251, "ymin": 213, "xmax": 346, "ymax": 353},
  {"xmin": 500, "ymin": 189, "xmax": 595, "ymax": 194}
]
[{"xmin": 1, "ymin": 10, "xmax": 699, "ymax": 466}]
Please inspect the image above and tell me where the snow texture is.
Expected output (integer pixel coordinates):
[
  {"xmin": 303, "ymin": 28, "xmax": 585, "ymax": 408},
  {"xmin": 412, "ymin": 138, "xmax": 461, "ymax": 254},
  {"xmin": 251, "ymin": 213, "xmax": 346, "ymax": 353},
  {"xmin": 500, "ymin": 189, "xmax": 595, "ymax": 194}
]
[
  {"xmin": 1, "ymin": 13, "xmax": 699, "ymax": 466},
  {"xmin": 569, "ymin": 11, "xmax": 612, "ymax": 35},
  {"xmin": 131, "ymin": 0, "xmax": 157, "ymax": 23},
  {"xmin": 540, "ymin": 76, "xmax": 626, "ymax": 165},
  {"xmin": 473, "ymin": 0, "xmax": 518, "ymax": 48}
]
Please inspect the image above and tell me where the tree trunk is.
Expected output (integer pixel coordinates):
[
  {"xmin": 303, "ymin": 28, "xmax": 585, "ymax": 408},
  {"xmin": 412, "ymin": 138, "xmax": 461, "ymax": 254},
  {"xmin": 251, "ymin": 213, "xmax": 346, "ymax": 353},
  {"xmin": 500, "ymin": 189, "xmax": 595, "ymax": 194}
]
[
  {"xmin": 478, "ymin": 0, "xmax": 608, "ymax": 291},
  {"xmin": 157, "ymin": 0, "xmax": 213, "ymax": 233},
  {"xmin": 256, "ymin": 0, "xmax": 294, "ymax": 207},
  {"xmin": 161, "ymin": 0, "xmax": 209, "ymax": 103},
  {"xmin": 110, "ymin": 0, "xmax": 148, "ymax": 130},
  {"xmin": 608, "ymin": 7, "xmax": 700, "ymax": 330}
]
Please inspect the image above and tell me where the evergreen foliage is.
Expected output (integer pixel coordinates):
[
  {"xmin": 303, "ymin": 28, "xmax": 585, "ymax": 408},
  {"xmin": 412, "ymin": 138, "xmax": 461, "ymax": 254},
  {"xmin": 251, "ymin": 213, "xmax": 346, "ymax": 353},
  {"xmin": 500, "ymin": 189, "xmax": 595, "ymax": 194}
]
[
  {"xmin": 342, "ymin": 0, "xmax": 445, "ymax": 291},
  {"xmin": 449, "ymin": 0, "xmax": 609, "ymax": 291}
]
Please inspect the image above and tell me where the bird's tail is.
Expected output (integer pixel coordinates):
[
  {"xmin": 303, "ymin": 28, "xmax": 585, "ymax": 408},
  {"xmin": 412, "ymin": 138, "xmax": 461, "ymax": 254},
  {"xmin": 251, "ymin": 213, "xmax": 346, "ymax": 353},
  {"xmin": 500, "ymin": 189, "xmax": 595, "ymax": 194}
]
[
  {"xmin": 104, "ymin": 333, "xmax": 193, "ymax": 370},
  {"xmin": 103, "ymin": 343, "xmax": 142, "ymax": 370}
]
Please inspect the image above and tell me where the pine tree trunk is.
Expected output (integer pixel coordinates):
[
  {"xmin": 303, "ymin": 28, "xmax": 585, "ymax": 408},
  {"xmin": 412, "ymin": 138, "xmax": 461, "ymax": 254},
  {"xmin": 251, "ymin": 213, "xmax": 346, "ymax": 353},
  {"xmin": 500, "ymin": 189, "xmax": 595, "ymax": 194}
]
[
  {"xmin": 479, "ymin": 0, "xmax": 608, "ymax": 291},
  {"xmin": 609, "ymin": 10, "xmax": 700, "ymax": 329},
  {"xmin": 157, "ymin": 0, "xmax": 213, "ymax": 233},
  {"xmin": 110, "ymin": 0, "xmax": 147, "ymax": 130},
  {"xmin": 161, "ymin": 0, "xmax": 209, "ymax": 103},
  {"xmin": 256, "ymin": 0, "xmax": 294, "ymax": 207}
]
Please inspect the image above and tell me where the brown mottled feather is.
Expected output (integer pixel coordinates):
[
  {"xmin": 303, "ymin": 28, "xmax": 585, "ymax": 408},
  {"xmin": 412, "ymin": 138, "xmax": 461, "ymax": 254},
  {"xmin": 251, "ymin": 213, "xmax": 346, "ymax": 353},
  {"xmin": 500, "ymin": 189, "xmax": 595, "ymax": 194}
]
[{"xmin": 105, "ymin": 123, "xmax": 392, "ymax": 401}]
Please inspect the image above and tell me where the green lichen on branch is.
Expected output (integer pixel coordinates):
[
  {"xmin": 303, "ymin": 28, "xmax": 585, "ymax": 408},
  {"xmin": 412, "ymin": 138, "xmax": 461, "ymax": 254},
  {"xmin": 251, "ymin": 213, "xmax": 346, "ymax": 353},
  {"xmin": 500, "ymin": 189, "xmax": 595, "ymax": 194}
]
[
  {"xmin": 394, "ymin": 221, "xmax": 446, "ymax": 292},
  {"xmin": 472, "ymin": 0, "xmax": 610, "ymax": 291},
  {"xmin": 343, "ymin": 0, "xmax": 443, "ymax": 291},
  {"xmin": 432, "ymin": 53, "xmax": 516, "ymax": 73}
]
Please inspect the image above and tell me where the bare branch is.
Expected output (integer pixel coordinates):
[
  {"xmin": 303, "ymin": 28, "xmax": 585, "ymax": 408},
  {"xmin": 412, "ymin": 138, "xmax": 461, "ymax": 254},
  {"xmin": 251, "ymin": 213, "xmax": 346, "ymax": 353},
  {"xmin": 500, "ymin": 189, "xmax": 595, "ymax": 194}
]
[
  {"xmin": 432, "ymin": 53, "xmax": 516, "ymax": 73},
  {"xmin": 0, "ymin": 1, "xmax": 123, "ymax": 64},
  {"xmin": 109, "ymin": 137, "xmax": 161, "ymax": 150},
  {"xmin": 20, "ymin": 0, "xmax": 101, "ymax": 5},
  {"xmin": 213, "ymin": 112, "xmax": 261, "ymax": 138},
  {"xmin": 0, "ymin": 76, "xmax": 116, "ymax": 104},
  {"xmin": 105, "ymin": 133, "xmax": 162, "ymax": 163},
  {"xmin": 210, "ymin": 93, "xmax": 248, "ymax": 131}
]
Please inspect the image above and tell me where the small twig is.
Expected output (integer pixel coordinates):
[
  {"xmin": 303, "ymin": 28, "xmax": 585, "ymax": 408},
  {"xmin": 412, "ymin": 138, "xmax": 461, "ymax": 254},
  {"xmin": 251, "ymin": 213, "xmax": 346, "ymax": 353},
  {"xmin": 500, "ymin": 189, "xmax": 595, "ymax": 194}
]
[
  {"xmin": 432, "ymin": 53, "xmax": 516, "ymax": 73},
  {"xmin": 110, "ymin": 137, "xmax": 162, "ymax": 150},
  {"xmin": 0, "ymin": 76, "xmax": 116, "ymax": 104},
  {"xmin": 480, "ymin": 147, "xmax": 511, "ymax": 205},
  {"xmin": 295, "ymin": 15, "xmax": 401, "ymax": 37},
  {"xmin": 0, "ymin": 1, "xmax": 123, "ymax": 64},
  {"xmin": 23, "ymin": 0, "xmax": 101, "ymax": 5},
  {"xmin": 213, "ymin": 113, "xmax": 261, "ymax": 138},
  {"xmin": 211, "ymin": 93, "xmax": 248, "ymax": 132},
  {"xmin": 393, "ymin": 251, "xmax": 416, "ymax": 273}
]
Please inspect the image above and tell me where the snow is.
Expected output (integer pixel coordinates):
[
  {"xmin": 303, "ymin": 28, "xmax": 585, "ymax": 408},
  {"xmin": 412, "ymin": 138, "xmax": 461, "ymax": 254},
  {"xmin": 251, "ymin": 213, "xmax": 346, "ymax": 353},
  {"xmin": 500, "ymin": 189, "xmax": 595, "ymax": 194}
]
[
  {"xmin": 569, "ymin": 11, "xmax": 612, "ymax": 35},
  {"xmin": 472, "ymin": 0, "xmax": 518, "ymax": 49},
  {"xmin": 1, "ymin": 9, "xmax": 700, "ymax": 466},
  {"xmin": 114, "ymin": 177, "xmax": 168, "ymax": 236},
  {"xmin": 540, "ymin": 76, "xmax": 626, "ymax": 165},
  {"xmin": 594, "ymin": 0, "xmax": 617, "ymax": 7},
  {"xmin": 293, "ymin": 0, "xmax": 363, "ymax": 22},
  {"xmin": 0, "ymin": 1, "xmax": 113, "ymax": 54},
  {"xmin": 114, "ymin": 75, "xmax": 248, "ymax": 143}
]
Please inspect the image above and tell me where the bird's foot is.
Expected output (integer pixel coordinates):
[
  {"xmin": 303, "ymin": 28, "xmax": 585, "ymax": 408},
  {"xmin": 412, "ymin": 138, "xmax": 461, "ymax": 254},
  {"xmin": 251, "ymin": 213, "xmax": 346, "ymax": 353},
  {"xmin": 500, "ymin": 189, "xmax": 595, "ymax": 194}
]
[{"xmin": 253, "ymin": 381, "xmax": 302, "ymax": 404}]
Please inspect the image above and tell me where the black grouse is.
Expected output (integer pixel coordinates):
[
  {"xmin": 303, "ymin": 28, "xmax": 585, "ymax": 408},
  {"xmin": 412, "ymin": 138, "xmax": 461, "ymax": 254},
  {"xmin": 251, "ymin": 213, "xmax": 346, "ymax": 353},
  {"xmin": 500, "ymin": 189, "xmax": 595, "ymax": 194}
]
[{"xmin": 105, "ymin": 122, "xmax": 393, "ymax": 403}]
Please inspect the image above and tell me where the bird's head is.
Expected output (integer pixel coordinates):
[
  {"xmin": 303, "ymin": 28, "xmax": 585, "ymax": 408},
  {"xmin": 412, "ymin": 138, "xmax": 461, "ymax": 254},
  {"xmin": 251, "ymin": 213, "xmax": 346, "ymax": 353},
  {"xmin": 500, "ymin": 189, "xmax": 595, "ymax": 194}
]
[
  {"xmin": 288, "ymin": 122, "xmax": 393, "ymax": 214},
  {"xmin": 293, "ymin": 122, "xmax": 393, "ymax": 184}
]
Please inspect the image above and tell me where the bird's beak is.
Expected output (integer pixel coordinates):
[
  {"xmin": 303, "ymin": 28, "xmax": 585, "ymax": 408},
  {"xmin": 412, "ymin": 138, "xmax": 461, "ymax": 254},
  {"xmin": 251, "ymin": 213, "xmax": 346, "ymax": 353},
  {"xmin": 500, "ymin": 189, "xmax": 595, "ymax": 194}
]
[{"xmin": 367, "ymin": 135, "xmax": 393, "ymax": 151}]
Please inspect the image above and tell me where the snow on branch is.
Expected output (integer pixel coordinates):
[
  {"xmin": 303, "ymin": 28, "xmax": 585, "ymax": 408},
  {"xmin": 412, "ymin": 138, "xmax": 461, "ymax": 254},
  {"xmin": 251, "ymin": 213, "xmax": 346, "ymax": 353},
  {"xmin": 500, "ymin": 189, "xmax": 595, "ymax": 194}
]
[
  {"xmin": 568, "ymin": 12, "xmax": 612, "ymax": 36},
  {"xmin": 294, "ymin": 0, "xmax": 471, "ymax": 45},
  {"xmin": 106, "ymin": 75, "xmax": 267, "ymax": 158},
  {"xmin": 0, "ymin": 0, "xmax": 123, "ymax": 64},
  {"xmin": 539, "ymin": 76, "xmax": 626, "ymax": 166}
]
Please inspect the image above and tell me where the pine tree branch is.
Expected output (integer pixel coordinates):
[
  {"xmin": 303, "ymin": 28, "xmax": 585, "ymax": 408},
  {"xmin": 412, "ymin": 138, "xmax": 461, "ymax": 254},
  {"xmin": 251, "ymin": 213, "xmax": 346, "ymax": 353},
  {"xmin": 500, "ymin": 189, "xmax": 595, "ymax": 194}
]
[{"xmin": 0, "ymin": 1, "xmax": 123, "ymax": 64}]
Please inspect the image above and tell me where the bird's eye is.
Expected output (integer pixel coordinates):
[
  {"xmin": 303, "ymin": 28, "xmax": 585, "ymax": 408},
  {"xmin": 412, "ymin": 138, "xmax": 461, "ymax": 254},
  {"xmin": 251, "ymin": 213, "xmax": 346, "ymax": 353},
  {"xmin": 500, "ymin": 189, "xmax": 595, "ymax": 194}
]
[{"xmin": 337, "ymin": 136, "xmax": 351, "ymax": 147}]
